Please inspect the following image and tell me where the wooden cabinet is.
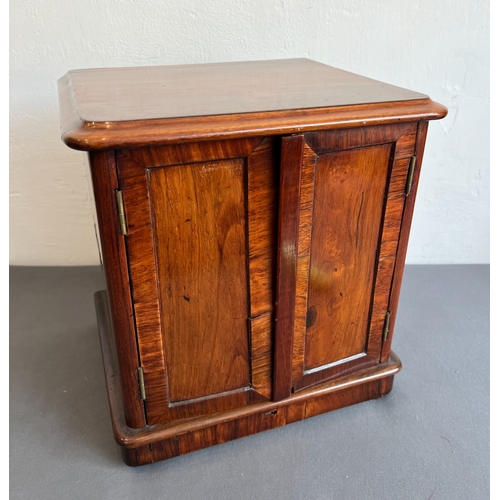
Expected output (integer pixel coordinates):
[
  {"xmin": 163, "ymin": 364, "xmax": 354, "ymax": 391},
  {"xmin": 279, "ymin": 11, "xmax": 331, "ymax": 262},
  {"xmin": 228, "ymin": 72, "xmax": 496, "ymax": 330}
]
[{"xmin": 58, "ymin": 59, "xmax": 447, "ymax": 466}]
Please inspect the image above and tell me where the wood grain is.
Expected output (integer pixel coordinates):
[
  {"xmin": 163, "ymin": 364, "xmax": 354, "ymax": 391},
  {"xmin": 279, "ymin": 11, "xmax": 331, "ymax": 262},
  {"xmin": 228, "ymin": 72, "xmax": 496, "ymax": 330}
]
[
  {"xmin": 291, "ymin": 145, "xmax": 318, "ymax": 383},
  {"xmin": 248, "ymin": 313, "xmax": 273, "ymax": 399},
  {"xmin": 291, "ymin": 124, "xmax": 418, "ymax": 391},
  {"xmin": 305, "ymin": 123, "xmax": 415, "ymax": 155},
  {"xmin": 64, "ymin": 59, "xmax": 448, "ymax": 467},
  {"xmin": 61, "ymin": 59, "xmax": 428, "ymax": 123},
  {"xmin": 88, "ymin": 151, "xmax": 146, "ymax": 429},
  {"xmin": 246, "ymin": 138, "xmax": 279, "ymax": 400},
  {"xmin": 150, "ymin": 159, "xmax": 250, "ymax": 403},
  {"xmin": 117, "ymin": 138, "xmax": 275, "ymax": 424},
  {"xmin": 304, "ymin": 145, "xmax": 391, "ymax": 369},
  {"xmin": 273, "ymin": 135, "xmax": 304, "ymax": 402},
  {"xmin": 115, "ymin": 150, "xmax": 167, "ymax": 423},
  {"xmin": 96, "ymin": 287, "xmax": 401, "ymax": 466},
  {"xmin": 394, "ymin": 124, "xmax": 417, "ymax": 159},
  {"xmin": 58, "ymin": 59, "xmax": 447, "ymax": 150},
  {"xmin": 381, "ymin": 121, "xmax": 429, "ymax": 362},
  {"xmin": 61, "ymin": 99, "xmax": 447, "ymax": 151},
  {"xmin": 121, "ymin": 137, "xmax": 261, "ymax": 168},
  {"xmin": 370, "ymin": 158, "xmax": 412, "ymax": 319},
  {"xmin": 247, "ymin": 138, "xmax": 279, "ymax": 318},
  {"xmin": 121, "ymin": 376, "xmax": 387, "ymax": 466},
  {"xmin": 106, "ymin": 123, "xmax": 421, "ymax": 420}
]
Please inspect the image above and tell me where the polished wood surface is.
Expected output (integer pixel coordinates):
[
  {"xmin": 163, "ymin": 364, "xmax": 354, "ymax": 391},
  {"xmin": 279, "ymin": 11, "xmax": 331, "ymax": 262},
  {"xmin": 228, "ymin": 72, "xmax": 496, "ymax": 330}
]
[
  {"xmin": 121, "ymin": 376, "xmax": 394, "ymax": 467},
  {"xmin": 381, "ymin": 121, "xmax": 429, "ymax": 363},
  {"xmin": 58, "ymin": 59, "xmax": 447, "ymax": 150},
  {"xmin": 61, "ymin": 59, "xmax": 428, "ymax": 122},
  {"xmin": 273, "ymin": 135, "xmax": 304, "ymax": 402},
  {"xmin": 88, "ymin": 151, "xmax": 145, "ymax": 429},
  {"xmin": 291, "ymin": 144, "xmax": 318, "ymax": 387},
  {"xmin": 115, "ymin": 148, "xmax": 167, "ymax": 424},
  {"xmin": 60, "ymin": 101, "xmax": 448, "ymax": 152},
  {"xmin": 117, "ymin": 138, "xmax": 275, "ymax": 424},
  {"xmin": 290, "ymin": 123, "xmax": 419, "ymax": 391},
  {"xmin": 305, "ymin": 144, "xmax": 391, "ymax": 368},
  {"xmin": 246, "ymin": 138, "xmax": 279, "ymax": 400},
  {"xmin": 150, "ymin": 160, "xmax": 249, "ymax": 403},
  {"xmin": 95, "ymin": 289, "xmax": 400, "ymax": 466},
  {"xmin": 59, "ymin": 59, "xmax": 447, "ymax": 466},
  {"xmin": 305, "ymin": 122, "xmax": 416, "ymax": 155},
  {"xmin": 247, "ymin": 138, "xmax": 279, "ymax": 318}
]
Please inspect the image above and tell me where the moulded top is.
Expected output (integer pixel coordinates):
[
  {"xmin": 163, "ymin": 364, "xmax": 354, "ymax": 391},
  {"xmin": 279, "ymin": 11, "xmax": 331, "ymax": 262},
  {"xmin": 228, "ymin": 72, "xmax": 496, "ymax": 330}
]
[{"xmin": 58, "ymin": 58, "xmax": 447, "ymax": 151}]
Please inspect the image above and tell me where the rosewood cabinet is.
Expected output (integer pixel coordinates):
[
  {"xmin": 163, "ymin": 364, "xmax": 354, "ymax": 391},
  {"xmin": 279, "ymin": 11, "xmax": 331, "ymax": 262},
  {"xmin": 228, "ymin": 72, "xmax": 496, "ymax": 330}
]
[{"xmin": 58, "ymin": 59, "xmax": 447, "ymax": 466}]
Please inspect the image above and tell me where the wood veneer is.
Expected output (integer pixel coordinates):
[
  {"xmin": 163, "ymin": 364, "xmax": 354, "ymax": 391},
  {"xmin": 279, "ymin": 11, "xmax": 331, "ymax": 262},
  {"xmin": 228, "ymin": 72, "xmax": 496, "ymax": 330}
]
[
  {"xmin": 95, "ymin": 290, "xmax": 401, "ymax": 466},
  {"xmin": 59, "ymin": 59, "xmax": 446, "ymax": 150},
  {"xmin": 58, "ymin": 59, "xmax": 447, "ymax": 465}
]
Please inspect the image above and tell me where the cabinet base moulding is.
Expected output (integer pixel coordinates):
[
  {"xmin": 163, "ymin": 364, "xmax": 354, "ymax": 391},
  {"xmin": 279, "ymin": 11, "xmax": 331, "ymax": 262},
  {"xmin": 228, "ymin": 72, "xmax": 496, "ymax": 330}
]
[{"xmin": 96, "ymin": 290, "xmax": 402, "ymax": 467}]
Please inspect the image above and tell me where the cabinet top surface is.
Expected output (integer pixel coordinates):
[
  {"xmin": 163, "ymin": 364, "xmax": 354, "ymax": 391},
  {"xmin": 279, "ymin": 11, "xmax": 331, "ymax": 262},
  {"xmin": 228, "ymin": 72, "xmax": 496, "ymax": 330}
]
[
  {"xmin": 62, "ymin": 59, "xmax": 427, "ymax": 122},
  {"xmin": 58, "ymin": 59, "xmax": 447, "ymax": 151}
]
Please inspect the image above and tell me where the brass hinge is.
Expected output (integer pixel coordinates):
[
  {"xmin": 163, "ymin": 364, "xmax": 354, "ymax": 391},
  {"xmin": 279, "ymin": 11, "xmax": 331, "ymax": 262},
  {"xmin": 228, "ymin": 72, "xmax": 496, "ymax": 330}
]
[
  {"xmin": 382, "ymin": 311, "xmax": 391, "ymax": 342},
  {"xmin": 137, "ymin": 367, "xmax": 146, "ymax": 400},
  {"xmin": 114, "ymin": 189, "xmax": 128, "ymax": 235},
  {"xmin": 405, "ymin": 156, "xmax": 417, "ymax": 196}
]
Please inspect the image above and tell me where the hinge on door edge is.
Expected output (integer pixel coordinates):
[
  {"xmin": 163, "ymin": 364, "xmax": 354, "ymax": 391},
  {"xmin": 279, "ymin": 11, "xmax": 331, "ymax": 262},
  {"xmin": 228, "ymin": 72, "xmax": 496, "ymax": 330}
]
[
  {"xmin": 114, "ymin": 189, "xmax": 128, "ymax": 235},
  {"xmin": 405, "ymin": 156, "xmax": 417, "ymax": 196},
  {"xmin": 137, "ymin": 367, "xmax": 146, "ymax": 400},
  {"xmin": 382, "ymin": 311, "xmax": 391, "ymax": 342}
]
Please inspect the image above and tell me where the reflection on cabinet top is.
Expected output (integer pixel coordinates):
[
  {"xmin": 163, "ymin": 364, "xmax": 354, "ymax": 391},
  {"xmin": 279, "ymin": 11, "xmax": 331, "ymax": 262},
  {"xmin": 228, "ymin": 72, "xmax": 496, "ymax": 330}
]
[{"xmin": 58, "ymin": 58, "xmax": 447, "ymax": 150}]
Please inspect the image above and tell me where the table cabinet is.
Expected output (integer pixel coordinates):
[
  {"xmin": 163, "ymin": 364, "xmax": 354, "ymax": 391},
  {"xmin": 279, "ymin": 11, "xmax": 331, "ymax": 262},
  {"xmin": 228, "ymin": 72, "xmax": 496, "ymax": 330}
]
[{"xmin": 58, "ymin": 59, "xmax": 446, "ymax": 465}]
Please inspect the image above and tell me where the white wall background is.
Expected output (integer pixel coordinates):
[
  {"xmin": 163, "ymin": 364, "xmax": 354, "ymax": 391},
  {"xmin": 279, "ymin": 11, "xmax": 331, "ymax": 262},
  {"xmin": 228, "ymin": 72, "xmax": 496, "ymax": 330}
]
[{"xmin": 10, "ymin": 0, "xmax": 489, "ymax": 265}]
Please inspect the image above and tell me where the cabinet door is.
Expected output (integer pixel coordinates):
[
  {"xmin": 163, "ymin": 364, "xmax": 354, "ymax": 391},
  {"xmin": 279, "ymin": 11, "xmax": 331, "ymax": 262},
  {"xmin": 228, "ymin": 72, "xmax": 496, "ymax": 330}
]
[
  {"xmin": 274, "ymin": 123, "xmax": 418, "ymax": 398},
  {"xmin": 116, "ymin": 138, "xmax": 278, "ymax": 425}
]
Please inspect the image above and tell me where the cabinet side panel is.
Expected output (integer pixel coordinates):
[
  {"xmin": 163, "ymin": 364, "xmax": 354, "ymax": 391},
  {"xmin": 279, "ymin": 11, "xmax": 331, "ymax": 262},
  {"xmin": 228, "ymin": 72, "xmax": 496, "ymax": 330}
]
[
  {"xmin": 149, "ymin": 160, "xmax": 250, "ymax": 403},
  {"xmin": 304, "ymin": 144, "xmax": 392, "ymax": 369}
]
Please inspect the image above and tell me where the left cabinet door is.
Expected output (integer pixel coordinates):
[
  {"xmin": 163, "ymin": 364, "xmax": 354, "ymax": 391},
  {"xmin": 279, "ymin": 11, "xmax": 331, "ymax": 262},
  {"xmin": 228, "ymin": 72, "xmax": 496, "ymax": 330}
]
[{"xmin": 116, "ymin": 138, "xmax": 278, "ymax": 425}]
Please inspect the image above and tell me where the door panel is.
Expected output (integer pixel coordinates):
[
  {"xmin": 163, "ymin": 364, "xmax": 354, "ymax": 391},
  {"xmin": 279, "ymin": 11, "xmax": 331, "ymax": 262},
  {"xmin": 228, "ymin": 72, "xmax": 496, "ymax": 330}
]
[
  {"xmin": 117, "ymin": 138, "xmax": 277, "ymax": 424},
  {"xmin": 304, "ymin": 144, "xmax": 391, "ymax": 370},
  {"xmin": 275, "ymin": 124, "xmax": 417, "ymax": 395},
  {"xmin": 149, "ymin": 160, "xmax": 249, "ymax": 403}
]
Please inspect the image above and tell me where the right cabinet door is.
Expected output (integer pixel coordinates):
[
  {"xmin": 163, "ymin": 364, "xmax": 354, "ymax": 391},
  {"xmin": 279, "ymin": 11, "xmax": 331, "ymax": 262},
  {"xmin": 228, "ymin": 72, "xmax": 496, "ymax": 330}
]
[{"xmin": 278, "ymin": 123, "xmax": 420, "ymax": 395}]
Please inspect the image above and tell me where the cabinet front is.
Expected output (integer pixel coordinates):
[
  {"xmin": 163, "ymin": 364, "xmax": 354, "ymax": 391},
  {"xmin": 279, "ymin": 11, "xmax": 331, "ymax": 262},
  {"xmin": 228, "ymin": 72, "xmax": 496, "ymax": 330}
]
[
  {"xmin": 117, "ymin": 138, "xmax": 278, "ymax": 424},
  {"xmin": 274, "ymin": 123, "xmax": 419, "ymax": 397},
  {"xmin": 117, "ymin": 124, "xmax": 419, "ymax": 422}
]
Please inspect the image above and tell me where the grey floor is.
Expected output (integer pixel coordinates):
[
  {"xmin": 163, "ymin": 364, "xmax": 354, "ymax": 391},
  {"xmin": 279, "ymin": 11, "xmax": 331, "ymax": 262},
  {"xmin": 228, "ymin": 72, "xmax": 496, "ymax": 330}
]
[{"xmin": 10, "ymin": 265, "xmax": 489, "ymax": 500}]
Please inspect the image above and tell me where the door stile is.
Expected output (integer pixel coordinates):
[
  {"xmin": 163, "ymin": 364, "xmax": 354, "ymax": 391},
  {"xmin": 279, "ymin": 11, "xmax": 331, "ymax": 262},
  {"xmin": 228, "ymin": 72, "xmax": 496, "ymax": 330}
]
[{"xmin": 273, "ymin": 135, "xmax": 305, "ymax": 402}]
